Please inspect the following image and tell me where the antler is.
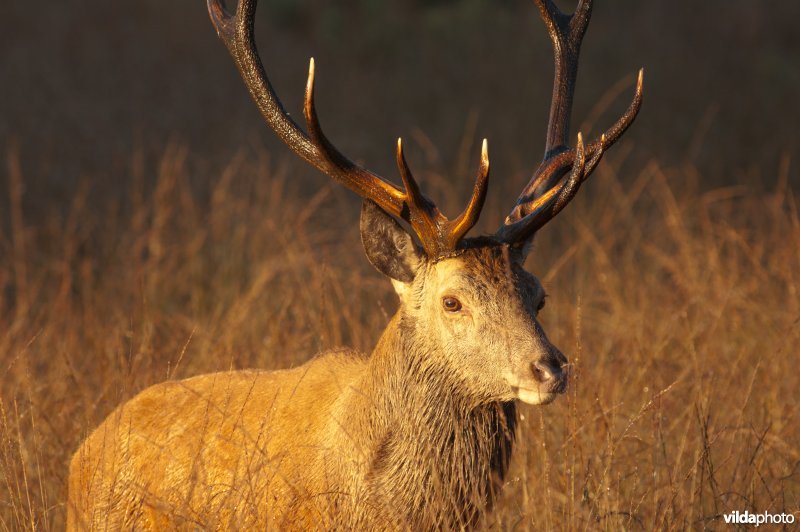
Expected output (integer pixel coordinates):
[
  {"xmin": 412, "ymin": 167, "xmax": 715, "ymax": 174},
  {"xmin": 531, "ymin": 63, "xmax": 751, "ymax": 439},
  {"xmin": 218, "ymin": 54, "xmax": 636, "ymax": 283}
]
[
  {"xmin": 496, "ymin": 0, "xmax": 643, "ymax": 245},
  {"xmin": 207, "ymin": 0, "xmax": 489, "ymax": 258}
]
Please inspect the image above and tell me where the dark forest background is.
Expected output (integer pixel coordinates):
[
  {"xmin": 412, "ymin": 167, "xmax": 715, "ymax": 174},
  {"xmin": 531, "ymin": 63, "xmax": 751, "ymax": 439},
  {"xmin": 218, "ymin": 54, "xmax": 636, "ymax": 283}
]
[{"xmin": 2, "ymin": 0, "xmax": 798, "ymax": 214}]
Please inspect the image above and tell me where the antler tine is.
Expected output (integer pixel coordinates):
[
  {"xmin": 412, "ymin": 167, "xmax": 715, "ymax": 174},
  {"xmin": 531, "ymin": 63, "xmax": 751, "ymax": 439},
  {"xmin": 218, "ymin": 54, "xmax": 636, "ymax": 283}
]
[
  {"xmin": 500, "ymin": 133, "xmax": 600, "ymax": 243},
  {"xmin": 536, "ymin": 0, "xmax": 592, "ymax": 159},
  {"xmin": 395, "ymin": 138, "xmax": 445, "ymax": 254},
  {"xmin": 207, "ymin": 0, "xmax": 235, "ymax": 41},
  {"xmin": 304, "ymin": 59, "xmax": 406, "ymax": 212},
  {"xmin": 588, "ymin": 68, "xmax": 644, "ymax": 165},
  {"xmin": 445, "ymin": 139, "xmax": 490, "ymax": 249},
  {"xmin": 507, "ymin": 70, "xmax": 643, "ymax": 221},
  {"xmin": 396, "ymin": 138, "xmax": 491, "ymax": 256}
]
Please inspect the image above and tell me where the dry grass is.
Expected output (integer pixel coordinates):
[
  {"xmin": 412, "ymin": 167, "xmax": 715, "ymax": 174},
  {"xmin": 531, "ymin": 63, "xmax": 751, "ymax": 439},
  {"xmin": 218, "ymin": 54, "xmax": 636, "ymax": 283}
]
[{"xmin": 0, "ymin": 135, "xmax": 798, "ymax": 528}]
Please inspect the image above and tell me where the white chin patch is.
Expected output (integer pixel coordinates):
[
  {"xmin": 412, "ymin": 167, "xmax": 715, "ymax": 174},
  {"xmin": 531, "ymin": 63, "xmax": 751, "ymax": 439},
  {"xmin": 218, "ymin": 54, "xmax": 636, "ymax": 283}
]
[{"xmin": 516, "ymin": 388, "xmax": 558, "ymax": 405}]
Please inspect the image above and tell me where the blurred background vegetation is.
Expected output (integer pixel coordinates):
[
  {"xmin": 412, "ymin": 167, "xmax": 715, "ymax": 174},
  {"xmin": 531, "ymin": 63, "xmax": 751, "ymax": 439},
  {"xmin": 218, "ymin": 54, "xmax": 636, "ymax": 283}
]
[{"xmin": 2, "ymin": 0, "xmax": 798, "ymax": 215}]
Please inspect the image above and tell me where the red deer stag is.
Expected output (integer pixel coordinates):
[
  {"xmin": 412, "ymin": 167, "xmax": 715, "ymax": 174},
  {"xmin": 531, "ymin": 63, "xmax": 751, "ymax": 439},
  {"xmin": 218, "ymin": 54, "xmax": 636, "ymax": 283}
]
[{"xmin": 68, "ymin": 0, "xmax": 642, "ymax": 528}]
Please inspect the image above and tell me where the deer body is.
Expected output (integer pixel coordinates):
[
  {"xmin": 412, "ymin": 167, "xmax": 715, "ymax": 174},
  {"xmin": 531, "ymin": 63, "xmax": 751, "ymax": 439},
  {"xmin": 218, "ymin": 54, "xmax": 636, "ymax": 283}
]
[
  {"xmin": 69, "ymin": 243, "xmax": 550, "ymax": 529},
  {"xmin": 69, "ymin": 356, "xmax": 369, "ymax": 528},
  {"xmin": 68, "ymin": 0, "xmax": 642, "ymax": 528},
  {"xmin": 68, "ymin": 342, "xmax": 512, "ymax": 529}
]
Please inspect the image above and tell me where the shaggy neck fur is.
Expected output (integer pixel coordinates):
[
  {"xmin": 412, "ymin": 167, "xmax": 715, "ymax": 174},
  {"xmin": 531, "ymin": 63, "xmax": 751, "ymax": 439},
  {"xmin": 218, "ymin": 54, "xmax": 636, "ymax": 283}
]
[{"xmin": 356, "ymin": 311, "xmax": 518, "ymax": 529}]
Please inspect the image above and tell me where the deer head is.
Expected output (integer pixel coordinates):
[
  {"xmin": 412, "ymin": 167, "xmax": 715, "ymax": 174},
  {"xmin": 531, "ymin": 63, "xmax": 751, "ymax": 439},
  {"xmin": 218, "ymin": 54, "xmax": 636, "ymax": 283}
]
[{"xmin": 207, "ymin": 0, "xmax": 642, "ymax": 406}]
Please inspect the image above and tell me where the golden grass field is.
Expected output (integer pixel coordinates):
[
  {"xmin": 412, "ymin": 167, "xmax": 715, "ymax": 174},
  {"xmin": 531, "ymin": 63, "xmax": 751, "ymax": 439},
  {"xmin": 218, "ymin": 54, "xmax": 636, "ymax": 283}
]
[
  {"xmin": 1, "ymin": 0, "xmax": 799, "ymax": 529},
  {"xmin": 1, "ymin": 140, "xmax": 798, "ymax": 529}
]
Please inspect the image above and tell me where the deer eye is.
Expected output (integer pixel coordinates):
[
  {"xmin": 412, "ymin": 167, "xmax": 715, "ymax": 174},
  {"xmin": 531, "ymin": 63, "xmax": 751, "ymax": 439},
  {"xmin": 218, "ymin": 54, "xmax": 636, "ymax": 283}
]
[{"xmin": 442, "ymin": 296, "xmax": 462, "ymax": 313}]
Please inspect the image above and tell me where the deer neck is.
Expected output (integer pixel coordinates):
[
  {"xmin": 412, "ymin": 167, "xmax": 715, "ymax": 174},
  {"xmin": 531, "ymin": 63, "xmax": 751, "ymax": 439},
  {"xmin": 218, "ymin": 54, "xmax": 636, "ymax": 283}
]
[{"xmin": 356, "ymin": 310, "xmax": 517, "ymax": 525}]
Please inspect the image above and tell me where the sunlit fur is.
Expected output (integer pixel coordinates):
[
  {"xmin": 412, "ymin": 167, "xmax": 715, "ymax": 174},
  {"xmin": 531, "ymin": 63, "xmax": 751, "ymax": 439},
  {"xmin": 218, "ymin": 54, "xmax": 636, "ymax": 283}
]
[{"xmin": 67, "ymin": 238, "xmax": 567, "ymax": 529}]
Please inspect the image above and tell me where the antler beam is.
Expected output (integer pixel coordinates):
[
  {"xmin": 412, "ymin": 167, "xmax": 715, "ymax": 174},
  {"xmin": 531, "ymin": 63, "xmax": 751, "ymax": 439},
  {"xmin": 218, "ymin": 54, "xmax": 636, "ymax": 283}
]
[
  {"xmin": 497, "ymin": 0, "xmax": 643, "ymax": 245},
  {"xmin": 207, "ymin": 0, "xmax": 489, "ymax": 258}
]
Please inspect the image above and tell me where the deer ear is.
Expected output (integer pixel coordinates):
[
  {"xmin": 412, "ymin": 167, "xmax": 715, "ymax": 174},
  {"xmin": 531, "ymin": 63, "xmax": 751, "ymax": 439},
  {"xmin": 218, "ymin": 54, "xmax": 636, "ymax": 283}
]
[{"xmin": 360, "ymin": 200, "xmax": 422, "ymax": 283}]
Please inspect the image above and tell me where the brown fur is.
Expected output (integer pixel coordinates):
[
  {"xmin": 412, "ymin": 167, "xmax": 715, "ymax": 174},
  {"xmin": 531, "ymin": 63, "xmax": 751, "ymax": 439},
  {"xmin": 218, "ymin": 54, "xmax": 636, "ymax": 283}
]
[{"xmin": 68, "ymin": 240, "xmax": 565, "ymax": 529}]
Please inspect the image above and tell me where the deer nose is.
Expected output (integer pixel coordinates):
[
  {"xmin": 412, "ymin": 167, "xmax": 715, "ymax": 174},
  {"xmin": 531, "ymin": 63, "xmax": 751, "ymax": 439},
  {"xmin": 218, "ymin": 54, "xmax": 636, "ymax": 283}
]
[
  {"xmin": 530, "ymin": 359, "xmax": 568, "ymax": 394},
  {"xmin": 531, "ymin": 360, "xmax": 561, "ymax": 383}
]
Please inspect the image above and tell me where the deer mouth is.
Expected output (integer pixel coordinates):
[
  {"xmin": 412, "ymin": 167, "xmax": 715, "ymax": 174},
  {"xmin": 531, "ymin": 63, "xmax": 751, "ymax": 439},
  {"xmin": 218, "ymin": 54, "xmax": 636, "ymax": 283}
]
[
  {"xmin": 510, "ymin": 369, "xmax": 568, "ymax": 405},
  {"xmin": 514, "ymin": 387, "xmax": 559, "ymax": 405}
]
